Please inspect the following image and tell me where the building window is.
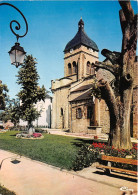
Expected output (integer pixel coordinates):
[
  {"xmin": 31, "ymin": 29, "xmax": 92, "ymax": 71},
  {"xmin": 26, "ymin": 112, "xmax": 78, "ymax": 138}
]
[
  {"xmin": 61, "ymin": 108, "xmax": 63, "ymax": 116},
  {"xmin": 73, "ymin": 61, "xmax": 77, "ymax": 74},
  {"xmin": 91, "ymin": 64, "xmax": 95, "ymax": 75},
  {"xmin": 68, "ymin": 63, "xmax": 72, "ymax": 75},
  {"xmin": 76, "ymin": 108, "xmax": 82, "ymax": 119},
  {"xmin": 86, "ymin": 61, "xmax": 90, "ymax": 74}
]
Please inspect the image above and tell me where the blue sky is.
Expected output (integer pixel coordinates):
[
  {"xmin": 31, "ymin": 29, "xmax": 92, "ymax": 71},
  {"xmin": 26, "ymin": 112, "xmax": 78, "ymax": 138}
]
[{"xmin": 0, "ymin": 0, "xmax": 137, "ymax": 99}]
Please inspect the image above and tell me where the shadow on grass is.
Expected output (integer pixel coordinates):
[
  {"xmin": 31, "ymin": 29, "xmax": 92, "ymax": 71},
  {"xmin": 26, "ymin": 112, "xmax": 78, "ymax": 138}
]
[
  {"xmin": 93, "ymin": 170, "xmax": 137, "ymax": 183},
  {"xmin": 10, "ymin": 134, "xmax": 17, "ymax": 137}
]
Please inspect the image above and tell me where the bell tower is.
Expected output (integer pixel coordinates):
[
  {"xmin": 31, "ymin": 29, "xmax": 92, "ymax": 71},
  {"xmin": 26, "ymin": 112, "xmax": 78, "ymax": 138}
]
[{"xmin": 64, "ymin": 18, "xmax": 99, "ymax": 82}]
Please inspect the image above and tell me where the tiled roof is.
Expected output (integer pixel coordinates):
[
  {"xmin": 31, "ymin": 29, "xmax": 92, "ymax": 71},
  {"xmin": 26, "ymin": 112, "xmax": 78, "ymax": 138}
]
[
  {"xmin": 70, "ymin": 88, "xmax": 92, "ymax": 102},
  {"xmin": 71, "ymin": 84, "xmax": 92, "ymax": 93},
  {"xmin": 64, "ymin": 19, "xmax": 99, "ymax": 52}
]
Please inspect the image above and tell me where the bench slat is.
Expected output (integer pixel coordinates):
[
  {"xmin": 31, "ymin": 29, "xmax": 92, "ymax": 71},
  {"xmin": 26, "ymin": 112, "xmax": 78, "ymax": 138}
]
[
  {"xmin": 101, "ymin": 155, "xmax": 138, "ymax": 165},
  {"xmin": 96, "ymin": 164, "xmax": 137, "ymax": 175}
]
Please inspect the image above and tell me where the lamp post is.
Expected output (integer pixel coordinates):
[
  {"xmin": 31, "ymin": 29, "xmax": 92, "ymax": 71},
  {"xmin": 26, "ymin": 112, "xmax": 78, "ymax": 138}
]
[{"xmin": 0, "ymin": 2, "xmax": 28, "ymax": 67}]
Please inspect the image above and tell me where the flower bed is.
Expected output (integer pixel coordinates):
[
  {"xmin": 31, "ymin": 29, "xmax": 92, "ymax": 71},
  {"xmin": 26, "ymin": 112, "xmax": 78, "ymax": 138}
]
[
  {"xmin": 72, "ymin": 142, "xmax": 137, "ymax": 171},
  {"xmin": 16, "ymin": 132, "xmax": 43, "ymax": 139},
  {"xmin": 0, "ymin": 129, "xmax": 8, "ymax": 133},
  {"xmin": 89, "ymin": 142, "xmax": 137, "ymax": 159},
  {"xmin": 32, "ymin": 133, "xmax": 42, "ymax": 138}
]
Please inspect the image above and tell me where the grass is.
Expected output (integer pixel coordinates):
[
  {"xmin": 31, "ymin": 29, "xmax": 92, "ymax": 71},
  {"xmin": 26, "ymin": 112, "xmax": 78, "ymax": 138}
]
[{"xmin": 0, "ymin": 131, "xmax": 93, "ymax": 170}]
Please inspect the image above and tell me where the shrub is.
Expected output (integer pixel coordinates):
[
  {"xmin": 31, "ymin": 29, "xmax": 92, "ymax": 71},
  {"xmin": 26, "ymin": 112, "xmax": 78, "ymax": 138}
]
[
  {"xmin": 72, "ymin": 144, "xmax": 98, "ymax": 171},
  {"xmin": 9, "ymin": 126, "xmax": 19, "ymax": 131},
  {"xmin": 35, "ymin": 128, "xmax": 45, "ymax": 133}
]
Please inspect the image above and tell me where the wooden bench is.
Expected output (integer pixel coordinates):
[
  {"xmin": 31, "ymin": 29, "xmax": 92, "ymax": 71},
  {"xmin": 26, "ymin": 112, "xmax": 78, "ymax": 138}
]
[{"xmin": 96, "ymin": 155, "xmax": 138, "ymax": 177}]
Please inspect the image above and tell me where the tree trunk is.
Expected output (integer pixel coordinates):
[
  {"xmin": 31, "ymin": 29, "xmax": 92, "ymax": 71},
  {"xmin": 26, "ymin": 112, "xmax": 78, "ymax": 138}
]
[
  {"xmin": 120, "ymin": 88, "xmax": 133, "ymax": 149},
  {"xmin": 109, "ymin": 1, "xmax": 137, "ymax": 149},
  {"xmin": 27, "ymin": 121, "xmax": 35, "ymax": 135},
  {"xmin": 93, "ymin": 1, "xmax": 137, "ymax": 149},
  {"xmin": 97, "ymin": 78, "xmax": 133, "ymax": 149},
  {"xmin": 97, "ymin": 79, "xmax": 121, "ymax": 148},
  {"xmin": 118, "ymin": 1, "xmax": 137, "ymax": 149}
]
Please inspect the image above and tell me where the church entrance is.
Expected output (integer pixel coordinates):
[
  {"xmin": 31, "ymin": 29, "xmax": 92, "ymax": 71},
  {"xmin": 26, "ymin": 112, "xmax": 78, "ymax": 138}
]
[{"xmin": 87, "ymin": 104, "xmax": 95, "ymax": 126}]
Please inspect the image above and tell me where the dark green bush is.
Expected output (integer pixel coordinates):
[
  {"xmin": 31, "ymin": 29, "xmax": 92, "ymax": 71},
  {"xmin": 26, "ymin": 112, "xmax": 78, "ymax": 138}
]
[
  {"xmin": 72, "ymin": 144, "xmax": 98, "ymax": 171},
  {"xmin": 35, "ymin": 128, "xmax": 47, "ymax": 133}
]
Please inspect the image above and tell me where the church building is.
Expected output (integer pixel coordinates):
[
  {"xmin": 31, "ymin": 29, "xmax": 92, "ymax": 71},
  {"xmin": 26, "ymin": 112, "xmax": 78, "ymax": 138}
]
[
  {"xmin": 51, "ymin": 18, "xmax": 137, "ymax": 137},
  {"xmin": 51, "ymin": 18, "xmax": 111, "ymax": 135}
]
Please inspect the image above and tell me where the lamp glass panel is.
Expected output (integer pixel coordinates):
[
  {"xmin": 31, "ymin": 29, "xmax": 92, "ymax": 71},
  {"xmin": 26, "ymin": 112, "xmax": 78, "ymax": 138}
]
[
  {"xmin": 9, "ymin": 49, "xmax": 25, "ymax": 65},
  {"xmin": 9, "ymin": 50, "xmax": 16, "ymax": 64},
  {"xmin": 16, "ymin": 50, "xmax": 25, "ymax": 64}
]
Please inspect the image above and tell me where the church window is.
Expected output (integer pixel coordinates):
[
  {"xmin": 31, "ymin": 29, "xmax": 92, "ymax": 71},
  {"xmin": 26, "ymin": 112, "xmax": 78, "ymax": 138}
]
[
  {"xmin": 73, "ymin": 61, "xmax": 77, "ymax": 74},
  {"xmin": 68, "ymin": 63, "xmax": 72, "ymax": 75},
  {"xmin": 91, "ymin": 64, "xmax": 95, "ymax": 75},
  {"xmin": 87, "ymin": 61, "xmax": 90, "ymax": 74},
  {"xmin": 61, "ymin": 108, "xmax": 63, "ymax": 116},
  {"xmin": 76, "ymin": 108, "xmax": 82, "ymax": 119}
]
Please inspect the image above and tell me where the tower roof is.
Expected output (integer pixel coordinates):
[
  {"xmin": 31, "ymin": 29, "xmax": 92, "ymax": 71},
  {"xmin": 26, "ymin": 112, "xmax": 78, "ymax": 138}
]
[{"xmin": 64, "ymin": 18, "xmax": 99, "ymax": 52}]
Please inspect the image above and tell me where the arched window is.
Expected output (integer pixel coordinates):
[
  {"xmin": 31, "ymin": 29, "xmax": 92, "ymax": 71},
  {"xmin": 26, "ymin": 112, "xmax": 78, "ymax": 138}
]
[
  {"xmin": 91, "ymin": 64, "xmax": 95, "ymax": 75},
  {"xmin": 61, "ymin": 108, "xmax": 63, "ymax": 116},
  {"xmin": 68, "ymin": 63, "xmax": 72, "ymax": 75},
  {"xmin": 73, "ymin": 61, "xmax": 77, "ymax": 74},
  {"xmin": 86, "ymin": 61, "xmax": 90, "ymax": 74},
  {"xmin": 76, "ymin": 108, "xmax": 82, "ymax": 119}
]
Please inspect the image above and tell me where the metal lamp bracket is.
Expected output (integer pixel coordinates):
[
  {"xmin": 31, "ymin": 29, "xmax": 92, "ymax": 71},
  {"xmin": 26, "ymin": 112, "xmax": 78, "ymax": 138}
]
[{"xmin": 0, "ymin": 2, "xmax": 28, "ymax": 42}]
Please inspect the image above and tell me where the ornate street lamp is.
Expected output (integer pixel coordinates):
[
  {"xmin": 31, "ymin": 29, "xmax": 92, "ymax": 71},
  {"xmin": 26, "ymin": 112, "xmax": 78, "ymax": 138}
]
[
  {"xmin": 0, "ymin": 3, "xmax": 28, "ymax": 67},
  {"xmin": 8, "ymin": 42, "xmax": 26, "ymax": 68}
]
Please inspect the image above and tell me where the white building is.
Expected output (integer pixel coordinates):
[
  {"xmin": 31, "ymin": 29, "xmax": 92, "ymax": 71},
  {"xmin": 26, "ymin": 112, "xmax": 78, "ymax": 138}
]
[{"xmin": 19, "ymin": 95, "xmax": 52, "ymax": 128}]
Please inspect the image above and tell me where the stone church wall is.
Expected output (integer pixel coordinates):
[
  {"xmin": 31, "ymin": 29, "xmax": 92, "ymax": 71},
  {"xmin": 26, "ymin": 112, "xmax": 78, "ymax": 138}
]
[
  {"xmin": 64, "ymin": 45, "xmax": 98, "ymax": 80},
  {"xmin": 71, "ymin": 101, "xmax": 90, "ymax": 133},
  {"xmin": 99, "ymin": 99, "xmax": 110, "ymax": 133},
  {"xmin": 52, "ymin": 86, "xmax": 70, "ymax": 129}
]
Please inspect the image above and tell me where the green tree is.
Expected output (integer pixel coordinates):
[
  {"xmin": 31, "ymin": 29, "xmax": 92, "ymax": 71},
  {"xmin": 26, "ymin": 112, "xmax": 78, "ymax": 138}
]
[
  {"xmin": 16, "ymin": 55, "xmax": 47, "ymax": 134},
  {"xmin": 0, "ymin": 98, "xmax": 20, "ymax": 127},
  {"xmin": 0, "ymin": 81, "xmax": 9, "ymax": 110}
]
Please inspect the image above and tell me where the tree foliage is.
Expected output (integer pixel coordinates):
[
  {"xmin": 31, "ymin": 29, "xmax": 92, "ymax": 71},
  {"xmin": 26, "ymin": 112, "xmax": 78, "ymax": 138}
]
[
  {"xmin": 16, "ymin": 55, "xmax": 47, "ymax": 127},
  {"xmin": 0, "ymin": 98, "xmax": 20, "ymax": 126},
  {"xmin": 0, "ymin": 81, "xmax": 9, "ymax": 110}
]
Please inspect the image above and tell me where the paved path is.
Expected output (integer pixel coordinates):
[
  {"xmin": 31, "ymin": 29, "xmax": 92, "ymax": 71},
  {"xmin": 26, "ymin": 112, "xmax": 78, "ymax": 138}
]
[
  {"xmin": 45, "ymin": 128, "xmax": 138, "ymax": 143},
  {"xmin": 0, "ymin": 150, "xmax": 137, "ymax": 195},
  {"xmin": 45, "ymin": 128, "xmax": 108, "ymax": 140}
]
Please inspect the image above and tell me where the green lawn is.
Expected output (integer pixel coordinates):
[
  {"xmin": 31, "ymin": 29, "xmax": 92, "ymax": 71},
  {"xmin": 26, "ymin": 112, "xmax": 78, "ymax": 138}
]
[{"xmin": 0, "ymin": 131, "xmax": 92, "ymax": 170}]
